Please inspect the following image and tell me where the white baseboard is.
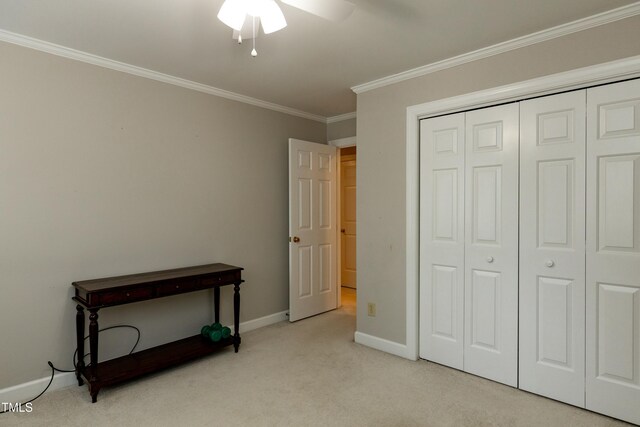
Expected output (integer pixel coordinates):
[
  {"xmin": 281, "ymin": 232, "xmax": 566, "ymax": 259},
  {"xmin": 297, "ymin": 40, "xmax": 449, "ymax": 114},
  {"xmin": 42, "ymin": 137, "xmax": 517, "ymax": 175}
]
[
  {"xmin": 0, "ymin": 310, "xmax": 288, "ymax": 405},
  {"xmin": 239, "ymin": 310, "xmax": 288, "ymax": 333},
  {"xmin": 354, "ymin": 331, "xmax": 416, "ymax": 360},
  {"xmin": 0, "ymin": 371, "xmax": 77, "ymax": 405}
]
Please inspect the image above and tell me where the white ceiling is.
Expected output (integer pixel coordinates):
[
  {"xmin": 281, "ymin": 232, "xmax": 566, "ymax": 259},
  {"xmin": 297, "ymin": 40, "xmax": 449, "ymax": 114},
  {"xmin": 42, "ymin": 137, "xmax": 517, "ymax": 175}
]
[{"xmin": 0, "ymin": 0, "xmax": 637, "ymax": 118}]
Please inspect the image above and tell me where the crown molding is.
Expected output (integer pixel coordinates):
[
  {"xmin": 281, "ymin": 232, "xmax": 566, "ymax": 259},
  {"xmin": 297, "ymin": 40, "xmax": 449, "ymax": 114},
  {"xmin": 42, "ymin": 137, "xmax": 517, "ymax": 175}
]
[
  {"xmin": 326, "ymin": 111, "xmax": 356, "ymax": 123},
  {"xmin": 0, "ymin": 29, "xmax": 327, "ymax": 123},
  {"xmin": 352, "ymin": 2, "xmax": 640, "ymax": 94}
]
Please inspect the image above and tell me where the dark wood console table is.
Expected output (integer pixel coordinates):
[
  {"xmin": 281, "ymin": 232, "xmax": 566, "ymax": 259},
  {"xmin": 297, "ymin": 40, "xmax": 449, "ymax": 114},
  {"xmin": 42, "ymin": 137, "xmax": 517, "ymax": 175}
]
[{"xmin": 72, "ymin": 263, "xmax": 243, "ymax": 402}]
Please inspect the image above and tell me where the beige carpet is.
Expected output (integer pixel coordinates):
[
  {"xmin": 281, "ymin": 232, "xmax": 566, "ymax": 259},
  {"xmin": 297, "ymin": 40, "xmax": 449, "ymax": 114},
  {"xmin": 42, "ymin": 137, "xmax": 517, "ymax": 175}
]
[{"xmin": 2, "ymin": 288, "xmax": 631, "ymax": 426}]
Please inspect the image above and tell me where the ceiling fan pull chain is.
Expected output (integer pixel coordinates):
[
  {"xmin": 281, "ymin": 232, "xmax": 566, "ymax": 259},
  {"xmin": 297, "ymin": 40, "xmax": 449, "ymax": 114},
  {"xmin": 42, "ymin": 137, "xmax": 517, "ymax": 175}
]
[{"xmin": 251, "ymin": 16, "xmax": 258, "ymax": 57}]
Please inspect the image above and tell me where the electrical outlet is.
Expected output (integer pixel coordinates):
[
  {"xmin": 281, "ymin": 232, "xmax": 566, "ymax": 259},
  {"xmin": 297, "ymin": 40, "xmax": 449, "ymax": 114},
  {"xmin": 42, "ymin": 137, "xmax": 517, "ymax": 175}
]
[{"xmin": 367, "ymin": 302, "xmax": 376, "ymax": 317}]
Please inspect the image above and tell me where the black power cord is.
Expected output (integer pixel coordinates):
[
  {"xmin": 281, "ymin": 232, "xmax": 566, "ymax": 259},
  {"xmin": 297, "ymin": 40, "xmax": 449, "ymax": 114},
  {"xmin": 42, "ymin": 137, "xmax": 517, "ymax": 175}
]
[{"xmin": 0, "ymin": 325, "xmax": 140, "ymax": 414}]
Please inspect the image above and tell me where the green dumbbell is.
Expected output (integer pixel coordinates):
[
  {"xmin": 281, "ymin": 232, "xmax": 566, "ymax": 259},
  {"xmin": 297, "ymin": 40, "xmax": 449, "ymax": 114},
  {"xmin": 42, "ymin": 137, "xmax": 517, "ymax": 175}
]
[
  {"xmin": 210, "ymin": 322, "xmax": 222, "ymax": 331},
  {"xmin": 208, "ymin": 328, "xmax": 223, "ymax": 342},
  {"xmin": 201, "ymin": 325, "xmax": 211, "ymax": 337},
  {"xmin": 221, "ymin": 326, "xmax": 231, "ymax": 339}
]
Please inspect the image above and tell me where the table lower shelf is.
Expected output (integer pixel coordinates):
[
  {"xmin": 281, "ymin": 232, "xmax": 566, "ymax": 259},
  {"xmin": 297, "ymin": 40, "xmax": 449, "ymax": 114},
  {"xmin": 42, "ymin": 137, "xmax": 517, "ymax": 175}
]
[{"xmin": 78, "ymin": 334, "xmax": 239, "ymax": 400}]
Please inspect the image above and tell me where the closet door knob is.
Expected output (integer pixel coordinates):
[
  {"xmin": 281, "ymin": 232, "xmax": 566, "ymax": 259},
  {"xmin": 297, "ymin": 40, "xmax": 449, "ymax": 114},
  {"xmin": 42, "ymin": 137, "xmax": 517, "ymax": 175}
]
[
  {"xmin": 545, "ymin": 260, "xmax": 555, "ymax": 268},
  {"xmin": 486, "ymin": 256, "xmax": 494, "ymax": 263}
]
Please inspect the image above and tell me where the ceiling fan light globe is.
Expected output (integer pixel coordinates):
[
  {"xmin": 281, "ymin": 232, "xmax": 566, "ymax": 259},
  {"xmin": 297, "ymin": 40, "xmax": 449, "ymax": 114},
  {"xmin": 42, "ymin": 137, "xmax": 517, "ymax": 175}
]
[
  {"xmin": 260, "ymin": 0, "xmax": 287, "ymax": 34},
  {"xmin": 217, "ymin": 0, "xmax": 247, "ymax": 31}
]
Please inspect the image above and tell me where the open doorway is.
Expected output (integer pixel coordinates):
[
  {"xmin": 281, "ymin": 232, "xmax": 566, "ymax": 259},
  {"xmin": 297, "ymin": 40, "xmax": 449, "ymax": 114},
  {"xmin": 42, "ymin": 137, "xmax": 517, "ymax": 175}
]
[{"xmin": 339, "ymin": 146, "xmax": 356, "ymax": 313}]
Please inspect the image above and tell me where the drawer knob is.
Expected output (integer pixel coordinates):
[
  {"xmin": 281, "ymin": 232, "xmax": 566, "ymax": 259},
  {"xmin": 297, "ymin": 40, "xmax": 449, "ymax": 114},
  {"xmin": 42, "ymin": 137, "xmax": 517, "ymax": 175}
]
[
  {"xmin": 126, "ymin": 292, "xmax": 130, "ymax": 297},
  {"xmin": 546, "ymin": 260, "xmax": 555, "ymax": 268},
  {"xmin": 486, "ymin": 256, "xmax": 494, "ymax": 263},
  {"xmin": 176, "ymin": 285, "xmax": 180, "ymax": 289}
]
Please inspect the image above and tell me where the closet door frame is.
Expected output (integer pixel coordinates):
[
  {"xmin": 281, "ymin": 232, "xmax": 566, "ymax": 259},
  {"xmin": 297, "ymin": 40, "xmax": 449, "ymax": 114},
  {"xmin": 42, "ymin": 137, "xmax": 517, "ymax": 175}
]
[{"xmin": 408, "ymin": 61, "xmax": 640, "ymax": 425}]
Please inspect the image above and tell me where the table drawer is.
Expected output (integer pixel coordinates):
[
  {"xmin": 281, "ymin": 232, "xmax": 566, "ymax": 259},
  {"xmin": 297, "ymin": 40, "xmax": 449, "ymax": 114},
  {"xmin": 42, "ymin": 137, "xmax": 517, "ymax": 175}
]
[
  {"xmin": 157, "ymin": 278, "xmax": 199, "ymax": 297},
  {"xmin": 96, "ymin": 287, "xmax": 154, "ymax": 306},
  {"xmin": 200, "ymin": 271, "xmax": 240, "ymax": 286}
]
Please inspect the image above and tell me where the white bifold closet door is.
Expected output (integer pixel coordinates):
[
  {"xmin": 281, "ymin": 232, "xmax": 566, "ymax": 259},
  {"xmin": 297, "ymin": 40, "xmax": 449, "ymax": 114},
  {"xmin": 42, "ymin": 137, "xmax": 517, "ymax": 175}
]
[
  {"xmin": 586, "ymin": 79, "xmax": 640, "ymax": 425},
  {"xmin": 418, "ymin": 78, "xmax": 640, "ymax": 424},
  {"xmin": 419, "ymin": 113, "xmax": 465, "ymax": 369},
  {"xmin": 519, "ymin": 90, "xmax": 586, "ymax": 406},
  {"xmin": 463, "ymin": 104, "xmax": 519, "ymax": 387},
  {"xmin": 419, "ymin": 104, "xmax": 519, "ymax": 387}
]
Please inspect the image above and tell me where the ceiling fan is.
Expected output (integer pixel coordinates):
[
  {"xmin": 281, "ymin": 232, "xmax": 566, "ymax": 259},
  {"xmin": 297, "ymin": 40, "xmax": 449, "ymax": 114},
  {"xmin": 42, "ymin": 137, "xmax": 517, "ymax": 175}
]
[{"xmin": 217, "ymin": 0, "xmax": 355, "ymax": 56}]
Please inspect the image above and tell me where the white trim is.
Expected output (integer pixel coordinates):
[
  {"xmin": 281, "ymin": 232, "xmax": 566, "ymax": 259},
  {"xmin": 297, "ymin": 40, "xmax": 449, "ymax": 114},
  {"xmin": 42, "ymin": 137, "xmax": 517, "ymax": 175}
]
[
  {"xmin": 329, "ymin": 136, "xmax": 357, "ymax": 148},
  {"xmin": 354, "ymin": 332, "xmax": 415, "ymax": 360},
  {"xmin": 405, "ymin": 111, "xmax": 420, "ymax": 362},
  {"xmin": 353, "ymin": 2, "xmax": 640, "ymax": 94},
  {"xmin": 237, "ymin": 310, "xmax": 289, "ymax": 333},
  {"xmin": 0, "ymin": 29, "xmax": 326, "ymax": 123},
  {"xmin": 0, "ymin": 372, "xmax": 76, "ymax": 406},
  {"xmin": 405, "ymin": 55, "xmax": 640, "ymax": 364},
  {"xmin": 327, "ymin": 112, "xmax": 357, "ymax": 123},
  {"xmin": 0, "ymin": 310, "xmax": 288, "ymax": 404},
  {"xmin": 407, "ymin": 56, "xmax": 640, "ymax": 119}
]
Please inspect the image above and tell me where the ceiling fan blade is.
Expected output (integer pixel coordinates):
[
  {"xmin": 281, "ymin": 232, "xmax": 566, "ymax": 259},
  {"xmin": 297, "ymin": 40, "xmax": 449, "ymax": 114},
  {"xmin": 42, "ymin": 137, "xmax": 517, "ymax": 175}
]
[
  {"xmin": 260, "ymin": 0, "xmax": 287, "ymax": 34},
  {"xmin": 280, "ymin": 0, "xmax": 355, "ymax": 22},
  {"xmin": 218, "ymin": 0, "xmax": 246, "ymax": 31}
]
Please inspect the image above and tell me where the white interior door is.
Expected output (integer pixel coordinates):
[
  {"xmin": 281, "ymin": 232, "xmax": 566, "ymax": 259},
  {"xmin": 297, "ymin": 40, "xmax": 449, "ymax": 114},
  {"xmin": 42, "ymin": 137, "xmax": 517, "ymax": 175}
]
[
  {"xmin": 419, "ymin": 113, "xmax": 465, "ymax": 369},
  {"xmin": 586, "ymin": 79, "xmax": 640, "ymax": 425},
  {"xmin": 519, "ymin": 90, "xmax": 586, "ymax": 406},
  {"xmin": 288, "ymin": 138, "xmax": 338, "ymax": 322},
  {"xmin": 464, "ymin": 103, "xmax": 519, "ymax": 387}
]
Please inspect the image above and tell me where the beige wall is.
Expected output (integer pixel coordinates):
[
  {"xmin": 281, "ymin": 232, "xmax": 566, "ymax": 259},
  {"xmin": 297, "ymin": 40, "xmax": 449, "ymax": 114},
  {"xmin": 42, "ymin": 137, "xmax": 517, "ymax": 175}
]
[
  {"xmin": 356, "ymin": 16, "xmax": 640, "ymax": 344},
  {"xmin": 0, "ymin": 41, "xmax": 325, "ymax": 388},
  {"xmin": 327, "ymin": 118, "xmax": 356, "ymax": 141}
]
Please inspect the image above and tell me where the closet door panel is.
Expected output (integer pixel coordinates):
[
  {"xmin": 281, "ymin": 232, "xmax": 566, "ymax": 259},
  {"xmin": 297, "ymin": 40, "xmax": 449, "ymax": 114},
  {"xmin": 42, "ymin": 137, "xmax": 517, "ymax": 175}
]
[
  {"xmin": 464, "ymin": 104, "xmax": 519, "ymax": 387},
  {"xmin": 519, "ymin": 90, "xmax": 586, "ymax": 406},
  {"xmin": 586, "ymin": 79, "xmax": 640, "ymax": 426},
  {"xmin": 419, "ymin": 114, "xmax": 465, "ymax": 369}
]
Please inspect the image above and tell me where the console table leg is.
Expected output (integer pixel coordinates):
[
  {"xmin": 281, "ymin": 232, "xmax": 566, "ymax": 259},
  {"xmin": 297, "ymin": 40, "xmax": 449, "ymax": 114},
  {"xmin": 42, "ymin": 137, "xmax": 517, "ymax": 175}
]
[
  {"xmin": 89, "ymin": 385, "xmax": 100, "ymax": 403},
  {"xmin": 233, "ymin": 283, "xmax": 240, "ymax": 353},
  {"xmin": 214, "ymin": 287, "xmax": 220, "ymax": 324},
  {"xmin": 88, "ymin": 309, "xmax": 100, "ymax": 399},
  {"xmin": 75, "ymin": 305, "xmax": 85, "ymax": 386}
]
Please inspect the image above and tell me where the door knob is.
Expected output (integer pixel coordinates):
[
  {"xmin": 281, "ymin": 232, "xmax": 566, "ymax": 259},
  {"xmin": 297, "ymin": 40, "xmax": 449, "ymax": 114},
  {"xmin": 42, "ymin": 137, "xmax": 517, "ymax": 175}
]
[
  {"xmin": 486, "ymin": 256, "xmax": 494, "ymax": 263},
  {"xmin": 341, "ymin": 229, "xmax": 346, "ymax": 233},
  {"xmin": 291, "ymin": 236, "xmax": 300, "ymax": 243},
  {"xmin": 545, "ymin": 260, "xmax": 555, "ymax": 268}
]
